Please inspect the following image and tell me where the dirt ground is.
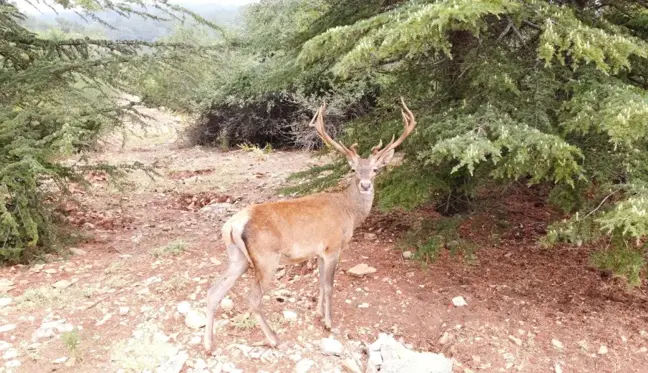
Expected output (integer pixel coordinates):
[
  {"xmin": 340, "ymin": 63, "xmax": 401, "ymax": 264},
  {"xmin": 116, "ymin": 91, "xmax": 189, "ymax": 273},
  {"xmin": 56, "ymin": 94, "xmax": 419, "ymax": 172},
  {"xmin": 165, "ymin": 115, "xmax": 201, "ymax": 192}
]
[{"xmin": 0, "ymin": 107, "xmax": 647, "ymax": 373}]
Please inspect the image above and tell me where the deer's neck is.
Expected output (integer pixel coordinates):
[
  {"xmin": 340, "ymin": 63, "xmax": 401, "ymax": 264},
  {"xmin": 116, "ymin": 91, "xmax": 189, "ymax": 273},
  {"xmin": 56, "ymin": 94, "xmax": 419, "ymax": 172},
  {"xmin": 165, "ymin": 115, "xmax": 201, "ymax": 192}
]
[{"xmin": 342, "ymin": 180, "xmax": 374, "ymax": 228}]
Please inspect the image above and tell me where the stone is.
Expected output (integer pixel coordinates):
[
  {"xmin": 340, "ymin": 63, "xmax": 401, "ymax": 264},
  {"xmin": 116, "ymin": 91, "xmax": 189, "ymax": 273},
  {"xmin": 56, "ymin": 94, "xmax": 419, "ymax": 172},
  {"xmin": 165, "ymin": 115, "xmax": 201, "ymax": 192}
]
[
  {"xmin": 70, "ymin": 248, "xmax": 87, "ymax": 256},
  {"xmin": 341, "ymin": 358, "xmax": 362, "ymax": 373},
  {"xmin": 184, "ymin": 310, "xmax": 206, "ymax": 329},
  {"xmin": 0, "ymin": 279, "xmax": 14, "ymax": 293},
  {"xmin": 358, "ymin": 303, "xmax": 369, "ymax": 309},
  {"xmin": 119, "ymin": 306, "xmax": 130, "ymax": 315},
  {"xmin": 189, "ymin": 336, "xmax": 202, "ymax": 345},
  {"xmin": 176, "ymin": 301, "xmax": 191, "ymax": 315},
  {"xmin": 295, "ymin": 358, "xmax": 315, "ymax": 373},
  {"xmin": 0, "ymin": 324, "xmax": 16, "ymax": 333},
  {"xmin": 554, "ymin": 363, "xmax": 563, "ymax": 373},
  {"xmin": 2, "ymin": 348, "xmax": 18, "ymax": 360},
  {"xmin": 53, "ymin": 357, "xmax": 69, "ymax": 364},
  {"xmin": 402, "ymin": 251, "xmax": 413, "ymax": 259},
  {"xmin": 53, "ymin": 280, "xmax": 72, "ymax": 289},
  {"xmin": 508, "ymin": 335, "xmax": 523, "ymax": 346},
  {"xmin": 347, "ymin": 264, "xmax": 376, "ymax": 277},
  {"xmin": 96, "ymin": 313, "xmax": 113, "ymax": 326},
  {"xmin": 220, "ymin": 298, "xmax": 234, "ymax": 312},
  {"xmin": 0, "ymin": 341, "xmax": 10, "ymax": 351},
  {"xmin": 0, "ymin": 298, "xmax": 12, "ymax": 308},
  {"xmin": 598, "ymin": 345, "xmax": 608, "ymax": 355},
  {"xmin": 320, "ymin": 337, "xmax": 344, "ymax": 355},
  {"xmin": 156, "ymin": 351, "xmax": 188, "ymax": 373},
  {"xmin": 451, "ymin": 296, "xmax": 467, "ymax": 307},
  {"xmin": 364, "ymin": 233, "xmax": 377, "ymax": 240},
  {"xmin": 551, "ymin": 339, "xmax": 564, "ymax": 350},
  {"xmin": 283, "ymin": 310, "xmax": 298, "ymax": 322},
  {"xmin": 4, "ymin": 360, "xmax": 20, "ymax": 368},
  {"xmin": 438, "ymin": 332, "xmax": 450, "ymax": 345},
  {"xmin": 380, "ymin": 352, "xmax": 452, "ymax": 373},
  {"xmin": 368, "ymin": 350, "xmax": 383, "ymax": 366}
]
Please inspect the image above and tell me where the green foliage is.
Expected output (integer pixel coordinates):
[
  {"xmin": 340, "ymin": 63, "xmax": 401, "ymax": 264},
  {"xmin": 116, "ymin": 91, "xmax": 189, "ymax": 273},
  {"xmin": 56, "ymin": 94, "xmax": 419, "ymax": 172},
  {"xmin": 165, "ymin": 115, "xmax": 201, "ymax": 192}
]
[
  {"xmin": 1, "ymin": 1, "xmax": 221, "ymax": 262},
  {"xmin": 254, "ymin": 0, "xmax": 648, "ymax": 281},
  {"xmin": 399, "ymin": 216, "xmax": 475, "ymax": 263},
  {"xmin": 591, "ymin": 246, "xmax": 645, "ymax": 288}
]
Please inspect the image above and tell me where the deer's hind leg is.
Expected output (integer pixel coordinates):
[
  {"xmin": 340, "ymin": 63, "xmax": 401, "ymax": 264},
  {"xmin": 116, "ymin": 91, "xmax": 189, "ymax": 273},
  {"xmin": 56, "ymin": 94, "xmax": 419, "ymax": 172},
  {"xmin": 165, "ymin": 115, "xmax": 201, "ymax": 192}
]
[
  {"xmin": 249, "ymin": 252, "xmax": 281, "ymax": 347},
  {"xmin": 204, "ymin": 244, "xmax": 249, "ymax": 352}
]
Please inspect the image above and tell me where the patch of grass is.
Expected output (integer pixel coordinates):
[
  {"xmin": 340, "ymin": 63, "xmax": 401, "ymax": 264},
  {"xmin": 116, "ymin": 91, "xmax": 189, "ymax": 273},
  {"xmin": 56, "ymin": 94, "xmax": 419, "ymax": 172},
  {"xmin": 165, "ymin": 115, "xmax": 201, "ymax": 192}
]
[
  {"xmin": 231, "ymin": 312, "xmax": 257, "ymax": 330},
  {"xmin": 149, "ymin": 239, "xmax": 187, "ymax": 258},
  {"xmin": 238, "ymin": 142, "xmax": 273, "ymax": 160},
  {"xmin": 111, "ymin": 321, "xmax": 180, "ymax": 372},
  {"xmin": 104, "ymin": 260, "xmax": 124, "ymax": 275},
  {"xmin": 155, "ymin": 274, "xmax": 190, "ymax": 295},
  {"xmin": 591, "ymin": 246, "xmax": 645, "ymax": 288},
  {"xmin": 62, "ymin": 328, "xmax": 81, "ymax": 359},
  {"xmin": 399, "ymin": 216, "xmax": 477, "ymax": 264},
  {"xmin": 15, "ymin": 285, "xmax": 96, "ymax": 310}
]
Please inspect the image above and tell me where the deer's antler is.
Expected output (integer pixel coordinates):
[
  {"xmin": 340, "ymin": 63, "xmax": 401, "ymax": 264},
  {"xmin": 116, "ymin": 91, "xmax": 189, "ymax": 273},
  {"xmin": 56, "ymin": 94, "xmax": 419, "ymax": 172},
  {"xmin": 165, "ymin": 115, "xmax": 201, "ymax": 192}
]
[
  {"xmin": 309, "ymin": 103, "xmax": 358, "ymax": 160},
  {"xmin": 371, "ymin": 97, "xmax": 416, "ymax": 160}
]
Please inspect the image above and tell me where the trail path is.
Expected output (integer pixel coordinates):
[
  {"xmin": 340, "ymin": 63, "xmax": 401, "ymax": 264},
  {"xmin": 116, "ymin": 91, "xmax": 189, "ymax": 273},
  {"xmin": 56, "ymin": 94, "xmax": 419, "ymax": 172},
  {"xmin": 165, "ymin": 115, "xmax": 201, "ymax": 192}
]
[{"xmin": 0, "ymin": 107, "xmax": 646, "ymax": 373}]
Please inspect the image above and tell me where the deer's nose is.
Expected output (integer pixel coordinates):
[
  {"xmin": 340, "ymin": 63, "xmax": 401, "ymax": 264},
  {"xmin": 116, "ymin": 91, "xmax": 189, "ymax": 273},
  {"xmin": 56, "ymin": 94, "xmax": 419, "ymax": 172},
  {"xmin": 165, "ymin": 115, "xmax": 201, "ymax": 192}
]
[{"xmin": 359, "ymin": 181, "xmax": 372, "ymax": 191}]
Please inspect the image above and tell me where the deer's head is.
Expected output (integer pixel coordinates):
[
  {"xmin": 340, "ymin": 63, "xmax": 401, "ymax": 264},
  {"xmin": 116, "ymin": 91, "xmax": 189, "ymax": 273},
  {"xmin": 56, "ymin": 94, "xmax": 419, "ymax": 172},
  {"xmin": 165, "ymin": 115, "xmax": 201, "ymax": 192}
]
[{"xmin": 309, "ymin": 97, "xmax": 417, "ymax": 195}]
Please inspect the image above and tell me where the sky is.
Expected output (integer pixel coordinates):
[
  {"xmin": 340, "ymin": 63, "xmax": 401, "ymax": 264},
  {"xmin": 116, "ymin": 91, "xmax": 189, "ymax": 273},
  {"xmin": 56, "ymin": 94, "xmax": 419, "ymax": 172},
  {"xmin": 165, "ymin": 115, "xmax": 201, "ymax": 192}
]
[{"xmin": 12, "ymin": 0, "xmax": 258, "ymax": 15}]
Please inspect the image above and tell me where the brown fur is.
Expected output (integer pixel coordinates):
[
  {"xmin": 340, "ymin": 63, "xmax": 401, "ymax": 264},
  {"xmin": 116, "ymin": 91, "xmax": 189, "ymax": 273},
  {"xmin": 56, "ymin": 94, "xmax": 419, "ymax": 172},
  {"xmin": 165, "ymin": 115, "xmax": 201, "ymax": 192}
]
[{"xmin": 203, "ymin": 99, "xmax": 416, "ymax": 351}]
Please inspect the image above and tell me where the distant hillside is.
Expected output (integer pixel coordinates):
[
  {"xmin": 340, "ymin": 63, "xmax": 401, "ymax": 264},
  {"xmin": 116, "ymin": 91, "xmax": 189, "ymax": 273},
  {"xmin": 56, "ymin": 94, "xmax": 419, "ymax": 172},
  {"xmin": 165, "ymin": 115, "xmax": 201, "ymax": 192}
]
[{"xmin": 20, "ymin": 2, "xmax": 245, "ymax": 41}]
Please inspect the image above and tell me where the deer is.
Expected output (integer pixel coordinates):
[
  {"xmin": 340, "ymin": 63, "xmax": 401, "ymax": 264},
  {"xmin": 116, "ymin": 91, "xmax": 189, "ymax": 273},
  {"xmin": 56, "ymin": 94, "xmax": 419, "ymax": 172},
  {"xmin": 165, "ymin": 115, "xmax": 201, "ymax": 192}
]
[{"xmin": 203, "ymin": 97, "xmax": 416, "ymax": 352}]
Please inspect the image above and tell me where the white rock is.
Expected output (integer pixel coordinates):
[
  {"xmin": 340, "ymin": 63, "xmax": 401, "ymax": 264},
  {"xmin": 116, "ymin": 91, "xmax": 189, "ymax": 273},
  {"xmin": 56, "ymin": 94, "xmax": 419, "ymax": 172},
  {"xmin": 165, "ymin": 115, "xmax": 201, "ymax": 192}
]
[
  {"xmin": 96, "ymin": 313, "xmax": 113, "ymax": 326},
  {"xmin": 368, "ymin": 350, "xmax": 383, "ymax": 366},
  {"xmin": 364, "ymin": 233, "xmax": 377, "ymax": 240},
  {"xmin": 320, "ymin": 337, "xmax": 343, "ymax": 356},
  {"xmin": 189, "ymin": 336, "xmax": 202, "ymax": 345},
  {"xmin": 341, "ymin": 359, "xmax": 362, "ymax": 373},
  {"xmin": 551, "ymin": 339, "xmax": 564, "ymax": 350},
  {"xmin": 508, "ymin": 335, "xmax": 523, "ymax": 346},
  {"xmin": 70, "ymin": 248, "xmax": 87, "ymax": 256},
  {"xmin": 347, "ymin": 263, "xmax": 376, "ymax": 277},
  {"xmin": 156, "ymin": 351, "xmax": 188, "ymax": 373},
  {"xmin": 451, "ymin": 296, "xmax": 467, "ymax": 307},
  {"xmin": 0, "ymin": 325, "xmax": 16, "ymax": 333},
  {"xmin": 358, "ymin": 303, "xmax": 369, "ymax": 309},
  {"xmin": 554, "ymin": 363, "xmax": 563, "ymax": 373},
  {"xmin": 4, "ymin": 359, "xmax": 20, "ymax": 368},
  {"xmin": 0, "ymin": 298, "xmax": 12, "ymax": 308},
  {"xmin": 295, "ymin": 358, "xmax": 315, "ymax": 373},
  {"xmin": 53, "ymin": 280, "xmax": 73, "ymax": 289},
  {"xmin": 119, "ymin": 307, "xmax": 130, "ymax": 315},
  {"xmin": 402, "ymin": 251, "xmax": 413, "ymax": 259},
  {"xmin": 176, "ymin": 301, "xmax": 191, "ymax": 315},
  {"xmin": 598, "ymin": 345, "xmax": 608, "ymax": 355},
  {"xmin": 220, "ymin": 298, "xmax": 234, "ymax": 312},
  {"xmin": 2, "ymin": 348, "xmax": 18, "ymax": 360},
  {"xmin": 283, "ymin": 310, "xmax": 298, "ymax": 322},
  {"xmin": 184, "ymin": 310, "xmax": 206, "ymax": 329},
  {"xmin": 53, "ymin": 357, "xmax": 69, "ymax": 364},
  {"xmin": 0, "ymin": 341, "xmax": 10, "ymax": 351}
]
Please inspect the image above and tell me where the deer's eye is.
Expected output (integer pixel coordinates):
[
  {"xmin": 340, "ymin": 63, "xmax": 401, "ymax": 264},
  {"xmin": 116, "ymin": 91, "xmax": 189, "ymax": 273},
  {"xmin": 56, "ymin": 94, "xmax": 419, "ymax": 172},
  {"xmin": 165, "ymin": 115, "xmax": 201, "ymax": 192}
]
[
  {"xmin": 373, "ymin": 168, "xmax": 378, "ymax": 172},
  {"xmin": 351, "ymin": 168, "xmax": 356, "ymax": 172}
]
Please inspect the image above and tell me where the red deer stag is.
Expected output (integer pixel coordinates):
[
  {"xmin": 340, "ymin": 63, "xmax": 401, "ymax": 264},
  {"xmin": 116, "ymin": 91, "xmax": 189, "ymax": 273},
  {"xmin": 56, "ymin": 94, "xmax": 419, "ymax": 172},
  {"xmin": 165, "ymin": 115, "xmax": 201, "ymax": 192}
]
[{"xmin": 204, "ymin": 98, "xmax": 416, "ymax": 351}]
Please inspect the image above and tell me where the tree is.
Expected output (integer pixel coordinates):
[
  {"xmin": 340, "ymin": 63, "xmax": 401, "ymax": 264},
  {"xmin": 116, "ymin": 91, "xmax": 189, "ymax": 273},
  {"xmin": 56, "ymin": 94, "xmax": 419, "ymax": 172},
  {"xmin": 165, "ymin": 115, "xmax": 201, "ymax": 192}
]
[
  {"xmin": 272, "ymin": 0, "xmax": 648, "ymax": 285},
  {"xmin": 0, "ymin": 0, "xmax": 223, "ymax": 262}
]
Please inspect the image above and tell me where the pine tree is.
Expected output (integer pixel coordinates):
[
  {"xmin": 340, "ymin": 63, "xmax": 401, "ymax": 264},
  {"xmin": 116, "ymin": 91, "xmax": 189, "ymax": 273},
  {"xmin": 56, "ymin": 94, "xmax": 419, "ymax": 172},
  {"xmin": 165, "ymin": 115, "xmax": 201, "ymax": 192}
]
[
  {"xmin": 285, "ymin": 0, "xmax": 648, "ymax": 285},
  {"xmin": 0, "ymin": 0, "xmax": 222, "ymax": 262}
]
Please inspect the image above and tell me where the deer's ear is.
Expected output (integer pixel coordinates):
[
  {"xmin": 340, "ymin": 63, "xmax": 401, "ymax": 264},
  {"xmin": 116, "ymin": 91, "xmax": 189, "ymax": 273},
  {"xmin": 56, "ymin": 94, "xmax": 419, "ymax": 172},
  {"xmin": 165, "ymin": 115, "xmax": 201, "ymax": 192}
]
[{"xmin": 375, "ymin": 149, "xmax": 395, "ymax": 168}]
